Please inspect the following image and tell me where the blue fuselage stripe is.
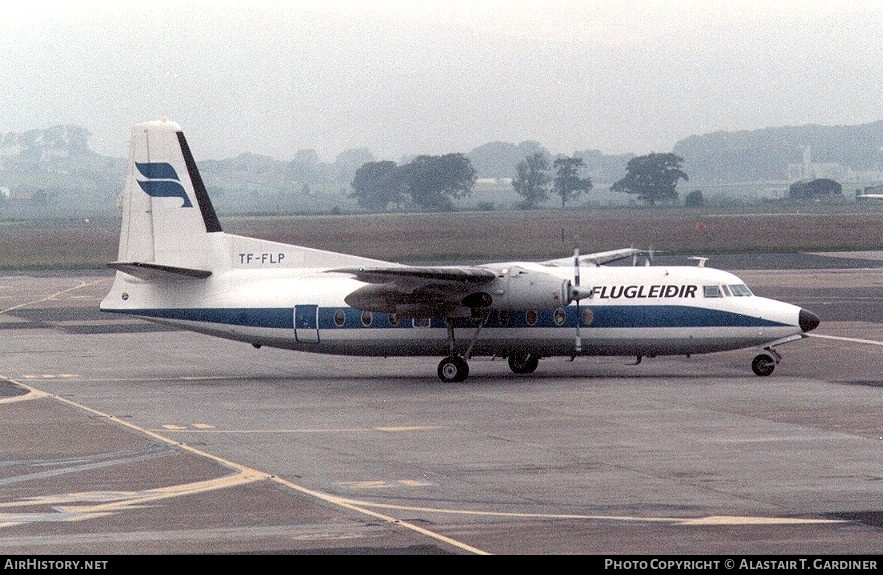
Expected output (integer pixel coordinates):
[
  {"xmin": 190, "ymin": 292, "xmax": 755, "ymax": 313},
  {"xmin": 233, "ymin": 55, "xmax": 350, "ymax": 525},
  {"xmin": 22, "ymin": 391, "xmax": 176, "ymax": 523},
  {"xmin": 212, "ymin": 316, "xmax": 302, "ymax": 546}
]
[{"xmin": 104, "ymin": 305, "xmax": 790, "ymax": 329}]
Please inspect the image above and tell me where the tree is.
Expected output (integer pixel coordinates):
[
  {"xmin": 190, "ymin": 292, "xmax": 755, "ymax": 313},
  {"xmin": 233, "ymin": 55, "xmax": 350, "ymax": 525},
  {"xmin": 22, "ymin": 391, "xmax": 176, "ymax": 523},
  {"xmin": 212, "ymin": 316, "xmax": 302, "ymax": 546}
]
[
  {"xmin": 552, "ymin": 156, "xmax": 592, "ymax": 207},
  {"xmin": 684, "ymin": 189, "xmax": 704, "ymax": 207},
  {"xmin": 350, "ymin": 161, "xmax": 405, "ymax": 210},
  {"xmin": 610, "ymin": 152, "xmax": 688, "ymax": 206},
  {"xmin": 284, "ymin": 149, "xmax": 326, "ymax": 193},
  {"xmin": 334, "ymin": 147, "xmax": 374, "ymax": 183},
  {"xmin": 401, "ymin": 153, "xmax": 476, "ymax": 211},
  {"xmin": 512, "ymin": 151, "xmax": 551, "ymax": 209},
  {"xmin": 468, "ymin": 140, "xmax": 546, "ymax": 178}
]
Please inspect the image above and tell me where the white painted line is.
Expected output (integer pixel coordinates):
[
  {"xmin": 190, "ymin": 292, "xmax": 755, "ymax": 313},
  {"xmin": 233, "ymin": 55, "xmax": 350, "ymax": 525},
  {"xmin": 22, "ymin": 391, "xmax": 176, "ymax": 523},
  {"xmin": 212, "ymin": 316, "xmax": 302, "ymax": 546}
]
[{"xmin": 808, "ymin": 334, "xmax": 883, "ymax": 346}]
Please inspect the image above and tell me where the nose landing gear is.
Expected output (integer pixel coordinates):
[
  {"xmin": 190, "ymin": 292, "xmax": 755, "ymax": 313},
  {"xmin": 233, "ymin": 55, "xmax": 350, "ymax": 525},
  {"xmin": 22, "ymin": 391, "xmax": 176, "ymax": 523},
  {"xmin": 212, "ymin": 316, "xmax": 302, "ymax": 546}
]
[{"xmin": 751, "ymin": 346, "xmax": 782, "ymax": 376}]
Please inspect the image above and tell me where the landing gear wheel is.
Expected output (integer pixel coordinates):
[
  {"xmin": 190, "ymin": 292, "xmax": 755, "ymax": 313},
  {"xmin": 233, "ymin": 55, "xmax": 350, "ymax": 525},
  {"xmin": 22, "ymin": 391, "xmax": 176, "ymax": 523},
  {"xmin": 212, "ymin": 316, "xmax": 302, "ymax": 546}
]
[
  {"xmin": 438, "ymin": 356, "xmax": 469, "ymax": 383},
  {"xmin": 751, "ymin": 354, "xmax": 776, "ymax": 377},
  {"xmin": 508, "ymin": 351, "xmax": 539, "ymax": 374}
]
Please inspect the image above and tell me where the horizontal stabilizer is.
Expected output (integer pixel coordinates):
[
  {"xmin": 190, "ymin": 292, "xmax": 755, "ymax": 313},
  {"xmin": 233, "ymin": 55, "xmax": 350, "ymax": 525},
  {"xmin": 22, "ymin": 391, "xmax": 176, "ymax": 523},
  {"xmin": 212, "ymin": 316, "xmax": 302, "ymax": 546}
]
[{"xmin": 108, "ymin": 261, "xmax": 212, "ymax": 281}]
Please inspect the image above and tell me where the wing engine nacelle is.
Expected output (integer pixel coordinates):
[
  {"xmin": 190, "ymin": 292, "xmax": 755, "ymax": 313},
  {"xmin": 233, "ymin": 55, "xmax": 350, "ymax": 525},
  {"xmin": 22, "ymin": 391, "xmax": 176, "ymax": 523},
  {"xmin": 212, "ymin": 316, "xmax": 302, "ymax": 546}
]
[
  {"xmin": 471, "ymin": 266, "xmax": 575, "ymax": 311},
  {"xmin": 343, "ymin": 266, "xmax": 587, "ymax": 318}
]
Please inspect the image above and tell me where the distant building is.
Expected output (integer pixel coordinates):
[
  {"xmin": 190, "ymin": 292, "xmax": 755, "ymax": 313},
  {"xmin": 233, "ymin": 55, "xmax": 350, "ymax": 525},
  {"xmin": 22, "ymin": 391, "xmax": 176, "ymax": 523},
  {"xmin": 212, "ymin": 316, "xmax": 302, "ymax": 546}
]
[
  {"xmin": 786, "ymin": 145, "xmax": 852, "ymax": 182},
  {"xmin": 856, "ymin": 183, "xmax": 883, "ymax": 201},
  {"xmin": 8, "ymin": 190, "xmax": 35, "ymax": 201}
]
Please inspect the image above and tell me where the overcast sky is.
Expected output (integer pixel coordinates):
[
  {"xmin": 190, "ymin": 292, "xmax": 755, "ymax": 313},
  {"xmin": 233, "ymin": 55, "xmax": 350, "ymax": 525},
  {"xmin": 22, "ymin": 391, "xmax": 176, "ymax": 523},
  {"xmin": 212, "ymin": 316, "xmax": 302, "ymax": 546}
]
[{"xmin": 2, "ymin": 0, "xmax": 881, "ymax": 162}]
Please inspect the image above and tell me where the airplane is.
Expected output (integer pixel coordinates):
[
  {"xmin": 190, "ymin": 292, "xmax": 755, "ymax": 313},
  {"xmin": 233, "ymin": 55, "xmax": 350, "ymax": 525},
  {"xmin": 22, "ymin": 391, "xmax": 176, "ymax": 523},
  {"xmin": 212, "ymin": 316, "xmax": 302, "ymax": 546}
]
[{"xmin": 100, "ymin": 119, "xmax": 821, "ymax": 382}]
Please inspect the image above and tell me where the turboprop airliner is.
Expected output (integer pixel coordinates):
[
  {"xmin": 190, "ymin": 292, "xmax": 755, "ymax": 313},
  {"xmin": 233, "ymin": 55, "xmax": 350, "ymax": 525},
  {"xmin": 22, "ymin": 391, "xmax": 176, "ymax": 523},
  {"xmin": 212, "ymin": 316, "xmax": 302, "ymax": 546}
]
[{"xmin": 99, "ymin": 119, "xmax": 820, "ymax": 382}]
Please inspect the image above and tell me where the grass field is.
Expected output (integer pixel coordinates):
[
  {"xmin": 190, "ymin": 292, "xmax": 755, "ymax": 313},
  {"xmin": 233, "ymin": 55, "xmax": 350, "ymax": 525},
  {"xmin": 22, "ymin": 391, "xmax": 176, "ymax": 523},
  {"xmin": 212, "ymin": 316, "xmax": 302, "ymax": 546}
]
[{"xmin": 1, "ymin": 204, "xmax": 881, "ymax": 270}]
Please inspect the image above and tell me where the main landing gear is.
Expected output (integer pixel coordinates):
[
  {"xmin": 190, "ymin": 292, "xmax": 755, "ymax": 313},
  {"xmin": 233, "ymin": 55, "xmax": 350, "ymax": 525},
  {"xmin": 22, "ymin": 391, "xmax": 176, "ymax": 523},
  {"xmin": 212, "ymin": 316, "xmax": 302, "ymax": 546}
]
[
  {"xmin": 437, "ymin": 313, "xmax": 543, "ymax": 382},
  {"xmin": 437, "ymin": 314, "xmax": 486, "ymax": 383},
  {"xmin": 437, "ymin": 351, "xmax": 541, "ymax": 382},
  {"xmin": 507, "ymin": 350, "xmax": 539, "ymax": 374},
  {"xmin": 438, "ymin": 355, "xmax": 469, "ymax": 383},
  {"xmin": 751, "ymin": 347, "xmax": 782, "ymax": 376}
]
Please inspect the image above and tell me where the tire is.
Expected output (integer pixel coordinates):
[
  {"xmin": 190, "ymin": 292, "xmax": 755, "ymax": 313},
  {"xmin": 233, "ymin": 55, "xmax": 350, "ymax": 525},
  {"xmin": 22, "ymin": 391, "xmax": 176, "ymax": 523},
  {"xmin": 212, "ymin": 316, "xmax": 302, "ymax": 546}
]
[
  {"xmin": 438, "ymin": 356, "xmax": 469, "ymax": 382},
  {"xmin": 751, "ymin": 354, "xmax": 776, "ymax": 376},
  {"xmin": 508, "ymin": 351, "xmax": 539, "ymax": 374}
]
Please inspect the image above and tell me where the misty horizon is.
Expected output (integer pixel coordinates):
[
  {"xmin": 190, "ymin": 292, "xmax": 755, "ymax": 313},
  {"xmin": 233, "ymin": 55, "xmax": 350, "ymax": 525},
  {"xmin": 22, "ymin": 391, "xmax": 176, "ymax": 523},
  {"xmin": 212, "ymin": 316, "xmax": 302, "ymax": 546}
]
[{"xmin": 2, "ymin": 1, "xmax": 881, "ymax": 164}]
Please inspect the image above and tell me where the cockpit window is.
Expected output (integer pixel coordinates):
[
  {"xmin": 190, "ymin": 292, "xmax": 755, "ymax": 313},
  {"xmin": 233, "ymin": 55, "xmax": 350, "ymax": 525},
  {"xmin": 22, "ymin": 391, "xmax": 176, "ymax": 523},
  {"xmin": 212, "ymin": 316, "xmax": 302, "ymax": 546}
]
[
  {"xmin": 703, "ymin": 285, "xmax": 723, "ymax": 298},
  {"xmin": 729, "ymin": 284, "xmax": 752, "ymax": 296}
]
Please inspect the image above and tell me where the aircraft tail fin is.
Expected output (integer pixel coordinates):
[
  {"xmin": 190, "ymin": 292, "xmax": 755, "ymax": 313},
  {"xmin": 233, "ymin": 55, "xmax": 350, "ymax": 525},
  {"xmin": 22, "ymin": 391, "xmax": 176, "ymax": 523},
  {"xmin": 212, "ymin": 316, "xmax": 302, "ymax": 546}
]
[
  {"xmin": 106, "ymin": 118, "xmax": 395, "ymax": 291},
  {"xmin": 111, "ymin": 118, "xmax": 221, "ymax": 275}
]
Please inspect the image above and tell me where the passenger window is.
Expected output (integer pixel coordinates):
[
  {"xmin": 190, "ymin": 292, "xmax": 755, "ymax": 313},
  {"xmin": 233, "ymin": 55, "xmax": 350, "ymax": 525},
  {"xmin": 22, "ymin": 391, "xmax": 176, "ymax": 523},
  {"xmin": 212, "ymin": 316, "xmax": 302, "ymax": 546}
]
[
  {"xmin": 554, "ymin": 308, "xmax": 566, "ymax": 326},
  {"xmin": 703, "ymin": 285, "xmax": 723, "ymax": 298},
  {"xmin": 334, "ymin": 309, "xmax": 346, "ymax": 327}
]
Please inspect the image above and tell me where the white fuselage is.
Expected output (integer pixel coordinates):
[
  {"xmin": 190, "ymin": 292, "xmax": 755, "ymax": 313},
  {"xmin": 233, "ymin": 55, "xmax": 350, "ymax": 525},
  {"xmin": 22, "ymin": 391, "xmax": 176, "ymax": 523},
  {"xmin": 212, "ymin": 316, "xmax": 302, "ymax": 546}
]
[
  {"xmin": 101, "ymin": 262, "xmax": 807, "ymax": 360},
  {"xmin": 98, "ymin": 119, "xmax": 818, "ymax": 381}
]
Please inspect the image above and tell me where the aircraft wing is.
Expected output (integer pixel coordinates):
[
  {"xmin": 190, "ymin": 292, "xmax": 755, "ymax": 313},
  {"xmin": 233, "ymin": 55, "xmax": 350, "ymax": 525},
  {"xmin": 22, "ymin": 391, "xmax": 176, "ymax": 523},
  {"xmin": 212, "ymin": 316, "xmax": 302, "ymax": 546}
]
[
  {"xmin": 329, "ymin": 265, "xmax": 498, "ymax": 317},
  {"xmin": 333, "ymin": 265, "xmax": 497, "ymax": 286},
  {"xmin": 542, "ymin": 247, "xmax": 642, "ymax": 267}
]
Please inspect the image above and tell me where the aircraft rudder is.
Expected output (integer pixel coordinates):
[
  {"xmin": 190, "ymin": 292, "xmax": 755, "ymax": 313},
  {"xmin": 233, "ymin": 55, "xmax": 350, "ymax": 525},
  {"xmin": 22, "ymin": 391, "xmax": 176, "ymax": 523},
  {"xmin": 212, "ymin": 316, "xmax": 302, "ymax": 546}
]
[{"xmin": 174, "ymin": 126, "xmax": 222, "ymax": 233}]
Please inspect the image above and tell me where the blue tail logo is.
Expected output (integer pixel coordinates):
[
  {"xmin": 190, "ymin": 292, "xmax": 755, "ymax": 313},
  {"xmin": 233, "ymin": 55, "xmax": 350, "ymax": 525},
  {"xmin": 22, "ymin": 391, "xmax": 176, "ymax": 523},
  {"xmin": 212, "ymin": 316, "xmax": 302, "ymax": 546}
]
[{"xmin": 135, "ymin": 162, "xmax": 193, "ymax": 208}]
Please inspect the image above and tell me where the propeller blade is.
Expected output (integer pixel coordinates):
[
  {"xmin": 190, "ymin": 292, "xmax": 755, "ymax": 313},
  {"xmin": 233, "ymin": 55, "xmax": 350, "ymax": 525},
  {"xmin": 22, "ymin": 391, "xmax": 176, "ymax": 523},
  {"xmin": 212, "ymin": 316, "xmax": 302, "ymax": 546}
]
[
  {"xmin": 573, "ymin": 246, "xmax": 580, "ymax": 287},
  {"xmin": 573, "ymin": 243, "xmax": 582, "ymax": 353}
]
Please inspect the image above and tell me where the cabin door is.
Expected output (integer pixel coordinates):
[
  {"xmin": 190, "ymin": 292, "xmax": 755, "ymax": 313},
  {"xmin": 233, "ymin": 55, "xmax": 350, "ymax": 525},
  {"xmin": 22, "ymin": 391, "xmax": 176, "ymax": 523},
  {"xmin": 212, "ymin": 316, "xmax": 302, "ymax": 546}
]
[{"xmin": 294, "ymin": 305, "xmax": 320, "ymax": 343}]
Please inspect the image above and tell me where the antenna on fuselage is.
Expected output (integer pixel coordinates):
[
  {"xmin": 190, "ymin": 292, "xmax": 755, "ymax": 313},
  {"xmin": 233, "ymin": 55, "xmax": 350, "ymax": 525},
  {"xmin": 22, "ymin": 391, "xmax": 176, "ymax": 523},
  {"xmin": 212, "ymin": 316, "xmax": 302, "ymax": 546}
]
[{"xmin": 690, "ymin": 256, "xmax": 709, "ymax": 268}]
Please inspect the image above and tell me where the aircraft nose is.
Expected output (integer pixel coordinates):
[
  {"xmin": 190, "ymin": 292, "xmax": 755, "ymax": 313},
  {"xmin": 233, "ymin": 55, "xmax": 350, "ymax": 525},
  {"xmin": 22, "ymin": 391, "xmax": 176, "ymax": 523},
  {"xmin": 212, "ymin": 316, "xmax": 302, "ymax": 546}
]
[{"xmin": 799, "ymin": 308, "xmax": 820, "ymax": 332}]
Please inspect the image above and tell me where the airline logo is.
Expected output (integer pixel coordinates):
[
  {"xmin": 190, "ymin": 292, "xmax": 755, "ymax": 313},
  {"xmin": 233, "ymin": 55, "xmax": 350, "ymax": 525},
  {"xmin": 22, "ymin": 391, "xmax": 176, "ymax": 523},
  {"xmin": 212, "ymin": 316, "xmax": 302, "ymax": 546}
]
[
  {"xmin": 592, "ymin": 284, "xmax": 698, "ymax": 299},
  {"xmin": 135, "ymin": 162, "xmax": 193, "ymax": 207}
]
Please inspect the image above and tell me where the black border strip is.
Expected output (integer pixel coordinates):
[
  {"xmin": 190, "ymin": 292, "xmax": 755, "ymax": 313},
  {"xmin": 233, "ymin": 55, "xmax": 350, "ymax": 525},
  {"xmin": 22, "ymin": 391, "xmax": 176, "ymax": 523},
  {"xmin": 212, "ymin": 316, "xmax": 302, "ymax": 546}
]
[{"xmin": 176, "ymin": 131, "xmax": 223, "ymax": 233}]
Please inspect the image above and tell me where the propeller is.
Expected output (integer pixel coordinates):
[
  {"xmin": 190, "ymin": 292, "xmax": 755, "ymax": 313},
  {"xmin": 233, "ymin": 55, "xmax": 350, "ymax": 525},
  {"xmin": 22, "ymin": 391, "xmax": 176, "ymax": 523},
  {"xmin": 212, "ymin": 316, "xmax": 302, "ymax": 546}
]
[{"xmin": 572, "ymin": 242, "xmax": 582, "ymax": 353}]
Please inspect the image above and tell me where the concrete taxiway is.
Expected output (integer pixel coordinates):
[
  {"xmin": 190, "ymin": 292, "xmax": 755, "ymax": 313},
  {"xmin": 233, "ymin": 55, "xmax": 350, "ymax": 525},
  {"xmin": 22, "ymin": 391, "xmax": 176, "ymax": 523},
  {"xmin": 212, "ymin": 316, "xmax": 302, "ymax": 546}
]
[{"xmin": 0, "ymin": 253, "xmax": 881, "ymax": 555}]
